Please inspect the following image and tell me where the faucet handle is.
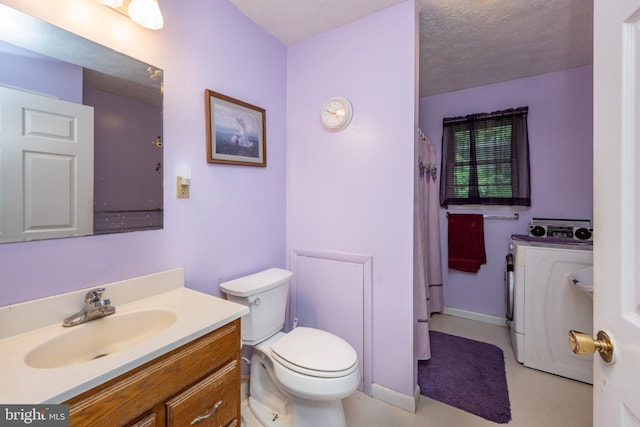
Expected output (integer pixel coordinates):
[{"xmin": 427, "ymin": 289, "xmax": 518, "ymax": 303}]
[
  {"xmin": 85, "ymin": 288, "xmax": 106, "ymax": 303},
  {"xmin": 92, "ymin": 298, "xmax": 111, "ymax": 308}
]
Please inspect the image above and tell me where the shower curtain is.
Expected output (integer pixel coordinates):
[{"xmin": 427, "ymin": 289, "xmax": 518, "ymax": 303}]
[{"xmin": 415, "ymin": 128, "xmax": 444, "ymax": 360}]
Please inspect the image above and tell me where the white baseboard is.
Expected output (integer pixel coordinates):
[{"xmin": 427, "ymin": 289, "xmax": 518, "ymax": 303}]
[
  {"xmin": 370, "ymin": 383, "xmax": 419, "ymax": 413},
  {"xmin": 442, "ymin": 306, "xmax": 508, "ymax": 327}
]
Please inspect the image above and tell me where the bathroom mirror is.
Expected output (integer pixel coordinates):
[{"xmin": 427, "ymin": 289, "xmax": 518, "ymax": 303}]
[{"xmin": 0, "ymin": 4, "xmax": 163, "ymax": 244}]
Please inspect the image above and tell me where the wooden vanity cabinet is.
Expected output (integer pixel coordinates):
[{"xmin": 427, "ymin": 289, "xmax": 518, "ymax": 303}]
[{"xmin": 65, "ymin": 319, "xmax": 241, "ymax": 427}]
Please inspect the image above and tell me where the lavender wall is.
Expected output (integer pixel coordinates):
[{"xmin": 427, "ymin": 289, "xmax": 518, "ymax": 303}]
[
  {"xmin": 0, "ymin": 44, "xmax": 83, "ymax": 103},
  {"xmin": 0, "ymin": 0, "xmax": 287, "ymax": 306},
  {"xmin": 287, "ymin": 2, "xmax": 418, "ymax": 398},
  {"xmin": 85, "ymin": 87, "xmax": 163, "ymax": 213},
  {"xmin": 419, "ymin": 66, "xmax": 594, "ymax": 318}
]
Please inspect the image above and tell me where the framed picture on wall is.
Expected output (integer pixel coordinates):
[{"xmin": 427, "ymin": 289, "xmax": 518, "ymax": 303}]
[{"xmin": 205, "ymin": 89, "xmax": 266, "ymax": 167}]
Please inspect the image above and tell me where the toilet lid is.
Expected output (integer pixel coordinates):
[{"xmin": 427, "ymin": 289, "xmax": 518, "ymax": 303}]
[{"xmin": 270, "ymin": 327, "xmax": 358, "ymax": 378}]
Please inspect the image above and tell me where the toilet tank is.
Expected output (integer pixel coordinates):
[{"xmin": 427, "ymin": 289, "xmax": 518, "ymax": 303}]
[{"xmin": 220, "ymin": 268, "xmax": 293, "ymax": 345}]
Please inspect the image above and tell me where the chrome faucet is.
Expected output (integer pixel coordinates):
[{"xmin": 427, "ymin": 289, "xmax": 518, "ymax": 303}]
[{"xmin": 62, "ymin": 288, "xmax": 116, "ymax": 327}]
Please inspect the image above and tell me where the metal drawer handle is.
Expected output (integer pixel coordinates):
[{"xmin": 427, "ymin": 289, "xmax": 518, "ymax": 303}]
[{"xmin": 190, "ymin": 399, "xmax": 223, "ymax": 425}]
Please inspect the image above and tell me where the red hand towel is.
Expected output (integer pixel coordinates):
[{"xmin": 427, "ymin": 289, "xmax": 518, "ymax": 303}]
[{"xmin": 447, "ymin": 214, "xmax": 486, "ymax": 273}]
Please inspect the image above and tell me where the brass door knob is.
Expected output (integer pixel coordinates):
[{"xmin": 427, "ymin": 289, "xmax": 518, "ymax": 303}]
[{"xmin": 568, "ymin": 330, "xmax": 615, "ymax": 363}]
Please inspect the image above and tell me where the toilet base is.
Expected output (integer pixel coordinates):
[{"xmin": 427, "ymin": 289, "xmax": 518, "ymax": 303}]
[
  {"xmin": 249, "ymin": 333, "xmax": 359, "ymax": 427},
  {"xmin": 248, "ymin": 348, "xmax": 350, "ymax": 427},
  {"xmin": 249, "ymin": 396, "xmax": 292, "ymax": 426},
  {"xmin": 291, "ymin": 397, "xmax": 347, "ymax": 427},
  {"xmin": 248, "ymin": 395, "xmax": 347, "ymax": 427}
]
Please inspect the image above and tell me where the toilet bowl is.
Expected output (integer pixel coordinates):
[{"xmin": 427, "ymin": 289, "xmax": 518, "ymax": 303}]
[{"xmin": 220, "ymin": 268, "xmax": 360, "ymax": 427}]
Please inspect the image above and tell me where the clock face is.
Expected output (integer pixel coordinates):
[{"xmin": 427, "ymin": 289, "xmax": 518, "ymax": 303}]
[{"xmin": 321, "ymin": 96, "xmax": 352, "ymax": 131}]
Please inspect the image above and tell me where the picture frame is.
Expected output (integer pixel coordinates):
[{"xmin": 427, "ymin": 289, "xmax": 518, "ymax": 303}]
[{"xmin": 205, "ymin": 89, "xmax": 266, "ymax": 166}]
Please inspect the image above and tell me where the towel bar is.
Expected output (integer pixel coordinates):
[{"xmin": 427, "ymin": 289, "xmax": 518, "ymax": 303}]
[{"xmin": 446, "ymin": 212, "xmax": 519, "ymax": 220}]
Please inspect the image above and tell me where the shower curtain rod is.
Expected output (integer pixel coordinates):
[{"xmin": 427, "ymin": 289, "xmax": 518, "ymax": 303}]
[{"xmin": 446, "ymin": 211, "xmax": 519, "ymax": 220}]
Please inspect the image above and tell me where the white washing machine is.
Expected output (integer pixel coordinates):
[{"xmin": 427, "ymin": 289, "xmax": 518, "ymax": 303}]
[{"xmin": 506, "ymin": 235, "xmax": 594, "ymax": 384}]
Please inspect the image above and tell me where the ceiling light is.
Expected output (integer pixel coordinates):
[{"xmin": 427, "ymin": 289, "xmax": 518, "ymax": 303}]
[
  {"xmin": 98, "ymin": 0, "xmax": 163, "ymax": 30},
  {"xmin": 99, "ymin": 0, "xmax": 124, "ymax": 7},
  {"xmin": 128, "ymin": 0, "xmax": 163, "ymax": 30}
]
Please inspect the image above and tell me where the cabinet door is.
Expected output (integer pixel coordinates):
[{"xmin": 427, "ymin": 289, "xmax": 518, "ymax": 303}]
[
  {"xmin": 66, "ymin": 320, "xmax": 240, "ymax": 427},
  {"xmin": 166, "ymin": 360, "xmax": 239, "ymax": 427}
]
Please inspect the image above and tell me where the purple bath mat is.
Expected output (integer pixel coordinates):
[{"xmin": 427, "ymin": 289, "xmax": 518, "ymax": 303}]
[{"xmin": 418, "ymin": 331, "xmax": 512, "ymax": 423}]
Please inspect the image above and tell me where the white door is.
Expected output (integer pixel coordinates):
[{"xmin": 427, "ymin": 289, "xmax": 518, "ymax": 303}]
[
  {"xmin": 593, "ymin": 0, "xmax": 640, "ymax": 424},
  {"xmin": 0, "ymin": 85, "xmax": 93, "ymax": 243}
]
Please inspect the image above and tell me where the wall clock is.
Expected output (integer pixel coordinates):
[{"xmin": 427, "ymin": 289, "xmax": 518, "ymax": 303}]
[{"xmin": 320, "ymin": 96, "xmax": 353, "ymax": 131}]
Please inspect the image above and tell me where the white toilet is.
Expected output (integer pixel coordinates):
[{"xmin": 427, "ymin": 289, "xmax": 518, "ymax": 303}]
[{"xmin": 220, "ymin": 268, "xmax": 360, "ymax": 427}]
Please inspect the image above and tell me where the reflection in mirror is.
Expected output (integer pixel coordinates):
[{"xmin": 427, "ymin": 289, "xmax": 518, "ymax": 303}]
[{"xmin": 0, "ymin": 4, "xmax": 163, "ymax": 244}]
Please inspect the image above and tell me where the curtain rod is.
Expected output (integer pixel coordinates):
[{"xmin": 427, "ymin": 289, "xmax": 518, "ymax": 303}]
[{"xmin": 446, "ymin": 212, "xmax": 519, "ymax": 220}]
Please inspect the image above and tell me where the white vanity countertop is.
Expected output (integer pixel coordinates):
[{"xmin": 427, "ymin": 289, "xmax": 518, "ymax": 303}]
[{"xmin": 0, "ymin": 269, "xmax": 249, "ymax": 404}]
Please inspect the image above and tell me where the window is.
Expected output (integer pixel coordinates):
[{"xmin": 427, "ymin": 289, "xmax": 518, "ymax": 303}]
[{"xmin": 439, "ymin": 107, "xmax": 531, "ymax": 208}]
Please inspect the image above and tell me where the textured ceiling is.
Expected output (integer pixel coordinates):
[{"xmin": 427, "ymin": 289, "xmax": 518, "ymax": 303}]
[{"xmin": 229, "ymin": 0, "xmax": 593, "ymax": 97}]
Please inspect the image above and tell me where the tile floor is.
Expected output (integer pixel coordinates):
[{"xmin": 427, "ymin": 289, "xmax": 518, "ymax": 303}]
[{"xmin": 243, "ymin": 313, "xmax": 593, "ymax": 426}]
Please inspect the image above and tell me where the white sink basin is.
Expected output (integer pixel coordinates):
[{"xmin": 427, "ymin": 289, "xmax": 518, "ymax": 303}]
[{"xmin": 24, "ymin": 309, "xmax": 177, "ymax": 369}]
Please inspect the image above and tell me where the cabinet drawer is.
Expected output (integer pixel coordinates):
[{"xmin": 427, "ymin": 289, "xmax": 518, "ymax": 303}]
[
  {"xmin": 66, "ymin": 319, "xmax": 240, "ymax": 427},
  {"xmin": 128, "ymin": 412, "xmax": 159, "ymax": 427},
  {"xmin": 167, "ymin": 361, "xmax": 239, "ymax": 427}
]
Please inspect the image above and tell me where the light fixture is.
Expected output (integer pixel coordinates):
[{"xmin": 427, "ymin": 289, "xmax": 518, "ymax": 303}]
[
  {"xmin": 181, "ymin": 168, "xmax": 191, "ymax": 186},
  {"xmin": 100, "ymin": 0, "xmax": 124, "ymax": 7},
  {"xmin": 128, "ymin": 0, "xmax": 163, "ymax": 30},
  {"xmin": 98, "ymin": 0, "xmax": 163, "ymax": 30}
]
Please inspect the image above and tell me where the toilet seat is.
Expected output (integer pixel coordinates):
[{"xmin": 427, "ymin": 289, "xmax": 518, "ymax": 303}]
[{"xmin": 270, "ymin": 327, "xmax": 358, "ymax": 378}]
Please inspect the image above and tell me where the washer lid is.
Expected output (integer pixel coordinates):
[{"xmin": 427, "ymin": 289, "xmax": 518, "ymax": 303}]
[{"xmin": 270, "ymin": 327, "xmax": 358, "ymax": 378}]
